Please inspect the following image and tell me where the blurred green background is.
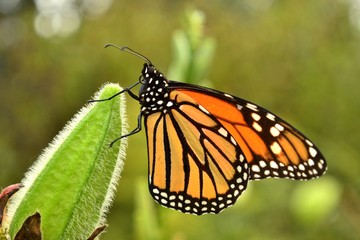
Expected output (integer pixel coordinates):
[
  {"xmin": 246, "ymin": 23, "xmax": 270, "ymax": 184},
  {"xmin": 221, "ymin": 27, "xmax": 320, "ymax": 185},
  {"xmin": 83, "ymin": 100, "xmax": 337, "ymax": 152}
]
[{"xmin": 1, "ymin": 0, "xmax": 359, "ymax": 239}]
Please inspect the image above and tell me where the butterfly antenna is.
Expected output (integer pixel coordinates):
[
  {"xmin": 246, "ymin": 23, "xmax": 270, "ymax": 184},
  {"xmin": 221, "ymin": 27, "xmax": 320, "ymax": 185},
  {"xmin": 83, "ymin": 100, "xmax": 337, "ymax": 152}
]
[{"xmin": 104, "ymin": 44, "xmax": 153, "ymax": 65}]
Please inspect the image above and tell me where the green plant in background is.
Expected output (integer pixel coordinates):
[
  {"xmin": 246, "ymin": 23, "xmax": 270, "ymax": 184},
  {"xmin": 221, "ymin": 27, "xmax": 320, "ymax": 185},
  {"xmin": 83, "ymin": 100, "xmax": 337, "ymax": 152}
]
[
  {"xmin": 168, "ymin": 8, "xmax": 216, "ymax": 85},
  {"xmin": 290, "ymin": 176, "xmax": 342, "ymax": 226},
  {"xmin": 0, "ymin": 84, "xmax": 127, "ymax": 239},
  {"xmin": 134, "ymin": 178, "xmax": 160, "ymax": 240}
]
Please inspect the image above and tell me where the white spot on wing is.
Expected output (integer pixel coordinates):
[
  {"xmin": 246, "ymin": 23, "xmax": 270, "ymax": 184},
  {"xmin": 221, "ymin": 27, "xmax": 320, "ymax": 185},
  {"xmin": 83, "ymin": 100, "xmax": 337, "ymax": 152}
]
[
  {"xmin": 270, "ymin": 142, "xmax": 282, "ymax": 154},
  {"xmin": 298, "ymin": 164, "xmax": 305, "ymax": 171},
  {"xmin": 266, "ymin": 113, "xmax": 276, "ymax": 121},
  {"xmin": 275, "ymin": 123, "xmax": 284, "ymax": 131},
  {"xmin": 309, "ymin": 147, "xmax": 317, "ymax": 157},
  {"xmin": 253, "ymin": 173, "xmax": 261, "ymax": 178},
  {"xmin": 243, "ymin": 172, "xmax": 248, "ymax": 180},
  {"xmin": 318, "ymin": 162, "xmax": 324, "ymax": 169},
  {"xmin": 259, "ymin": 160, "xmax": 267, "ymax": 168},
  {"xmin": 251, "ymin": 113, "xmax": 261, "ymax": 121},
  {"xmin": 246, "ymin": 103, "xmax": 258, "ymax": 111},
  {"xmin": 199, "ymin": 105, "xmax": 210, "ymax": 114},
  {"xmin": 252, "ymin": 122, "xmax": 262, "ymax": 132},
  {"xmin": 252, "ymin": 165, "xmax": 260, "ymax": 172},
  {"xmin": 218, "ymin": 127, "xmax": 228, "ymax": 137},
  {"xmin": 305, "ymin": 139, "xmax": 313, "ymax": 146},
  {"xmin": 230, "ymin": 136, "xmax": 237, "ymax": 145},
  {"xmin": 270, "ymin": 161, "xmax": 279, "ymax": 169},
  {"xmin": 224, "ymin": 93, "xmax": 233, "ymax": 99},
  {"xmin": 308, "ymin": 159, "xmax": 315, "ymax": 166},
  {"xmin": 270, "ymin": 127, "xmax": 280, "ymax": 137}
]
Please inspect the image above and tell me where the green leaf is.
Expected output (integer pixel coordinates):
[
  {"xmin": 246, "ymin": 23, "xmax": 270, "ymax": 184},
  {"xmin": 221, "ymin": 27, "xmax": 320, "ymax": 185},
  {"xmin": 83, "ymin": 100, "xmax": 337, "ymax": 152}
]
[{"xmin": 4, "ymin": 83, "xmax": 127, "ymax": 239}]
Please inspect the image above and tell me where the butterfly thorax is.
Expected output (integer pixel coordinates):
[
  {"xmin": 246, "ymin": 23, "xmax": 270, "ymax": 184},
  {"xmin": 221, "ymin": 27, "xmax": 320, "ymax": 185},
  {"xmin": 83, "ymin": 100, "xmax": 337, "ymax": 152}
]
[{"xmin": 139, "ymin": 63, "xmax": 171, "ymax": 115}]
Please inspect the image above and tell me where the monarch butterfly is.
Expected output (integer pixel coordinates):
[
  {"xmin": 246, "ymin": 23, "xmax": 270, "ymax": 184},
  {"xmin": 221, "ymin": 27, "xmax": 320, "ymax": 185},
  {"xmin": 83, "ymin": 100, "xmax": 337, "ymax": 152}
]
[{"xmin": 92, "ymin": 44, "xmax": 327, "ymax": 215}]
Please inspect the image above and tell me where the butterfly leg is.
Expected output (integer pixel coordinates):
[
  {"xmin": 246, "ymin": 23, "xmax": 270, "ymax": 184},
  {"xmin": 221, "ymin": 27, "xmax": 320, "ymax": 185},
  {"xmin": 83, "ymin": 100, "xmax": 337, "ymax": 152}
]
[
  {"xmin": 88, "ymin": 82, "xmax": 140, "ymax": 103},
  {"xmin": 109, "ymin": 112, "xmax": 143, "ymax": 147}
]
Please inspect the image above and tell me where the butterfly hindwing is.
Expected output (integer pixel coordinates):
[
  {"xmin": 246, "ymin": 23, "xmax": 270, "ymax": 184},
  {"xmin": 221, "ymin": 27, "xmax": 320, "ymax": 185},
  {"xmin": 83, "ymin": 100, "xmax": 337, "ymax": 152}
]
[{"xmin": 144, "ymin": 90, "xmax": 249, "ymax": 215}]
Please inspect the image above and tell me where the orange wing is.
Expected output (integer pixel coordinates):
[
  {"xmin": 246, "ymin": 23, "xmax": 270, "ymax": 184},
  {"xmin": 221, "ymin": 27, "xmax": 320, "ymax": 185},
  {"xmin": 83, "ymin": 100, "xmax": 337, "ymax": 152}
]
[
  {"xmin": 144, "ymin": 90, "xmax": 249, "ymax": 215},
  {"xmin": 170, "ymin": 81, "xmax": 327, "ymax": 181}
]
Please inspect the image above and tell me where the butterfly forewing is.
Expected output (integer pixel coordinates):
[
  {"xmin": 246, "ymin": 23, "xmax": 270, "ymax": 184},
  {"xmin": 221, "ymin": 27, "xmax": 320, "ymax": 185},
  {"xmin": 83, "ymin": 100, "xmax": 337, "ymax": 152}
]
[
  {"xmin": 144, "ymin": 90, "xmax": 249, "ymax": 215},
  {"xmin": 169, "ymin": 81, "xmax": 327, "ymax": 181}
]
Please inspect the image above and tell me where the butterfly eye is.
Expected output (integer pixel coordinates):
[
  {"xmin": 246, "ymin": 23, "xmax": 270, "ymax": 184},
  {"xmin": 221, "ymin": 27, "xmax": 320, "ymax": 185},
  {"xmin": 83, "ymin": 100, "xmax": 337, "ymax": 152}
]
[{"xmin": 139, "ymin": 75, "xmax": 146, "ymax": 84}]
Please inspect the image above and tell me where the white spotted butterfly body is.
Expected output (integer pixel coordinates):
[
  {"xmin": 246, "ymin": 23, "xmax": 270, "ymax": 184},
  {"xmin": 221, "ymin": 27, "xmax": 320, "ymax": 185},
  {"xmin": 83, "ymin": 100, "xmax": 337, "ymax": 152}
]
[{"xmin": 101, "ymin": 46, "xmax": 327, "ymax": 215}]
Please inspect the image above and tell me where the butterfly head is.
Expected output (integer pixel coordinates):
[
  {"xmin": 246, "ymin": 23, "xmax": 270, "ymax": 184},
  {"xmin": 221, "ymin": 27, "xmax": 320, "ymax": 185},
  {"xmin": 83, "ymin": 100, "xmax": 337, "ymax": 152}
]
[
  {"xmin": 105, "ymin": 45, "xmax": 172, "ymax": 114},
  {"xmin": 138, "ymin": 63, "xmax": 171, "ymax": 114}
]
